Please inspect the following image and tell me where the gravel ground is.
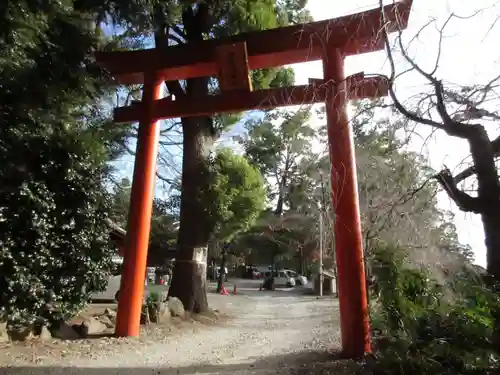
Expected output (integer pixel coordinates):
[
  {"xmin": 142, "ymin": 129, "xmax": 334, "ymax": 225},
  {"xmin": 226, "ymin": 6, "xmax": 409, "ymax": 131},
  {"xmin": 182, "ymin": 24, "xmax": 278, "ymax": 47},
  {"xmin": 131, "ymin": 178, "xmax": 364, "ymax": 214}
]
[{"xmin": 1, "ymin": 290, "xmax": 356, "ymax": 375}]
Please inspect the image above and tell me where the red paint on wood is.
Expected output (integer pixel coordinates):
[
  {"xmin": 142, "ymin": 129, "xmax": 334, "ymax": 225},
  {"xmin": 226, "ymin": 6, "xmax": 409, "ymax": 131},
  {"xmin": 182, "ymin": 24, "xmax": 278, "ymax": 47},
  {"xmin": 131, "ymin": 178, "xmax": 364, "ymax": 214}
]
[
  {"xmin": 323, "ymin": 48, "xmax": 371, "ymax": 358},
  {"xmin": 112, "ymin": 76, "xmax": 388, "ymax": 123},
  {"xmin": 95, "ymin": 1, "xmax": 412, "ymax": 84},
  {"xmin": 115, "ymin": 73, "xmax": 162, "ymax": 337}
]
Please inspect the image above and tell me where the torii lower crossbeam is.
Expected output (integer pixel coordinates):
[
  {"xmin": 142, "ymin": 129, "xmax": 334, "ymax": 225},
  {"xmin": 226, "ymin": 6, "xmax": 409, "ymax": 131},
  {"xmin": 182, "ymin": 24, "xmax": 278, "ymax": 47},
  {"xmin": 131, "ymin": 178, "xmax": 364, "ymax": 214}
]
[{"xmin": 112, "ymin": 75, "xmax": 388, "ymax": 123}]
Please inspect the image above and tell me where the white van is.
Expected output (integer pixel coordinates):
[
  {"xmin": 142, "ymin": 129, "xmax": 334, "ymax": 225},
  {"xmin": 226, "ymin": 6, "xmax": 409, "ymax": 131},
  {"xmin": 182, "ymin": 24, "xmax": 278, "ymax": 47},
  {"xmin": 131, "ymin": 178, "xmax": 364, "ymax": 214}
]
[
  {"xmin": 283, "ymin": 269, "xmax": 308, "ymax": 286},
  {"xmin": 264, "ymin": 270, "xmax": 296, "ymax": 287}
]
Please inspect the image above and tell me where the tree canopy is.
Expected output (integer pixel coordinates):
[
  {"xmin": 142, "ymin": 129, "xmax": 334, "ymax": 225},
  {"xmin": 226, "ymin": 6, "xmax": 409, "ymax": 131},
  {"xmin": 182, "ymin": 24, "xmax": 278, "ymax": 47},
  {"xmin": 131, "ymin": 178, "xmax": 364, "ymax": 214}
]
[
  {"xmin": 209, "ymin": 148, "xmax": 266, "ymax": 243},
  {"xmin": 234, "ymin": 102, "xmax": 474, "ymax": 281}
]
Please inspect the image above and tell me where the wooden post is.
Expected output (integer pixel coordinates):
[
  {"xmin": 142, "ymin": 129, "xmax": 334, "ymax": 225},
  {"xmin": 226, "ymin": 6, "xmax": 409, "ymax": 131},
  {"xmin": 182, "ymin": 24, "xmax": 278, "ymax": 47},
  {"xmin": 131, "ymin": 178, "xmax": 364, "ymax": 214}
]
[
  {"xmin": 322, "ymin": 48, "xmax": 371, "ymax": 358},
  {"xmin": 115, "ymin": 72, "xmax": 162, "ymax": 337}
]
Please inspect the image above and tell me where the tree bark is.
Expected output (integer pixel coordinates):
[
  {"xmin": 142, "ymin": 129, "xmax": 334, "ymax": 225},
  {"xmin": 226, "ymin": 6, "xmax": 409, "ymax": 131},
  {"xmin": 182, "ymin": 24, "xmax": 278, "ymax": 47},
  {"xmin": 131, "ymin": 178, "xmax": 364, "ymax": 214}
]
[
  {"xmin": 165, "ymin": 5, "xmax": 217, "ymax": 314},
  {"xmin": 435, "ymin": 124, "xmax": 500, "ymax": 273},
  {"xmin": 468, "ymin": 126, "xmax": 500, "ymax": 349},
  {"xmin": 217, "ymin": 249, "xmax": 227, "ymax": 293},
  {"xmin": 167, "ymin": 114, "xmax": 214, "ymax": 313},
  {"xmin": 274, "ymin": 175, "xmax": 286, "ymax": 215},
  {"xmin": 436, "ymin": 124, "xmax": 500, "ymax": 347},
  {"xmin": 467, "ymin": 127, "xmax": 500, "ymax": 278}
]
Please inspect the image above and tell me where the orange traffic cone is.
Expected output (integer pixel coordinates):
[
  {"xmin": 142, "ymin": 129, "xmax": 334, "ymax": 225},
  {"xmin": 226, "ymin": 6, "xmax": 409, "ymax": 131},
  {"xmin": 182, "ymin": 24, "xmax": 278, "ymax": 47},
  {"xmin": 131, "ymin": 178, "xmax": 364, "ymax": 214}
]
[{"xmin": 220, "ymin": 285, "xmax": 229, "ymax": 295}]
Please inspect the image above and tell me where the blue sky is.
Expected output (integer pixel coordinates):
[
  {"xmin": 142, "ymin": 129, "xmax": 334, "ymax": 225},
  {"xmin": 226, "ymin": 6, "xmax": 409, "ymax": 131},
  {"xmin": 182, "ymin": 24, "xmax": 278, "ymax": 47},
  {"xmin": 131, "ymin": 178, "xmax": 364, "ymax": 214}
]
[{"xmin": 113, "ymin": 0, "xmax": 500, "ymax": 267}]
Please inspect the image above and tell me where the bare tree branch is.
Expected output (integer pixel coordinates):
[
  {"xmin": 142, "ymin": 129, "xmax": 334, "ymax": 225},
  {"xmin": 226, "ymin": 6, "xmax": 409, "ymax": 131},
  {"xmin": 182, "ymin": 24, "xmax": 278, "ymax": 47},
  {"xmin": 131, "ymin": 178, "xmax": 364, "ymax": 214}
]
[
  {"xmin": 452, "ymin": 135, "xmax": 500, "ymax": 183},
  {"xmin": 379, "ymin": 0, "xmax": 500, "ymax": 214},
  {"xmin": 434, "ymin": 168, "xmax": 482, "ymax": 213}
]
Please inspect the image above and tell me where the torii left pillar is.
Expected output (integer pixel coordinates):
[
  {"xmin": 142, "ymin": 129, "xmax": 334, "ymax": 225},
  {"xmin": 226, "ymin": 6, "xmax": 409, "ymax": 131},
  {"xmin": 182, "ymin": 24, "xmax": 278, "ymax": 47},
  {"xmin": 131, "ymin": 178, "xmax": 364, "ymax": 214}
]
[{"xmin": 115, "ymin": 72, "xmax": 162, "ymax": 337}]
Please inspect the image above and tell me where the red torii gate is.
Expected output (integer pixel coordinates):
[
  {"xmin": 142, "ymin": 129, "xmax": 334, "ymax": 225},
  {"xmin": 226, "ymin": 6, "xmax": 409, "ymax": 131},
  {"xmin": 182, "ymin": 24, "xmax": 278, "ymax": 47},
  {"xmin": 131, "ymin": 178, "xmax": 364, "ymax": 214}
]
[{"xmin": 96, "ymin": 1, "xmax": 412, "ymax": 358}]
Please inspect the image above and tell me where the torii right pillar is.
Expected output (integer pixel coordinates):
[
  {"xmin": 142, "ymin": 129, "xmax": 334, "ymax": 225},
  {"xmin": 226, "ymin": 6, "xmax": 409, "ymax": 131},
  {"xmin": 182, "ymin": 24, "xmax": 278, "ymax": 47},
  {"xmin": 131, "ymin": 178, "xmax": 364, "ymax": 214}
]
[{"xmin": 323, "ymin": 47, "xmax": 371, "ymax": 358}]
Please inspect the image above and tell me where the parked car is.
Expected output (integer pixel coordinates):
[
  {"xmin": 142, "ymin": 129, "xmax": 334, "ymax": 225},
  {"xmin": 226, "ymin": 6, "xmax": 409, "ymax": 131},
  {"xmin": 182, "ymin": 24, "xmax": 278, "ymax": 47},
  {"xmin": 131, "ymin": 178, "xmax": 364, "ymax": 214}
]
[
  {"xmin": 284, "ymin": 269, "xmax": 308, "ymax": 286},
  {"xmin": 264, "ymin": 270, "xmax": 296, "ymax": 287}
]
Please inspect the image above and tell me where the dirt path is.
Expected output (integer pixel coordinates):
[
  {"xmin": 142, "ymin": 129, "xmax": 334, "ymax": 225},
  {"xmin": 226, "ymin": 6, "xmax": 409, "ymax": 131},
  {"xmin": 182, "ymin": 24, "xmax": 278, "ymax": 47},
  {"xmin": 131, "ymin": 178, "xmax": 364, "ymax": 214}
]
[{"xmin": 2, "ymin": 291, "xmax": 346, "ymax": 375}]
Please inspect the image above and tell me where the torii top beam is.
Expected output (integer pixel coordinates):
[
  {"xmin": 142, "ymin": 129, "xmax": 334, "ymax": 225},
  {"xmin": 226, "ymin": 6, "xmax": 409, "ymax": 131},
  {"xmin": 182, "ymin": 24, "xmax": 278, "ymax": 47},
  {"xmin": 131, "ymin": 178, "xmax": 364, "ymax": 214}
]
[{"xmin": 96, "ymin": 1, "xmax": 412, "ymax": 85}]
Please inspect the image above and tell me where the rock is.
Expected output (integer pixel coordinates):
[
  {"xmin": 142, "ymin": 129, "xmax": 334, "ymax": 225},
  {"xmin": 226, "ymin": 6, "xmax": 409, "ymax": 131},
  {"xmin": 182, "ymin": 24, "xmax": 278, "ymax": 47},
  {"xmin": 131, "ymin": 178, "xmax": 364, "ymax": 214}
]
[
  {"xmin": 157, "ymin": 302, "xmax": 171, "ymax": 324},
  {"xmin": 38, "ymin": 326, "xmax": 52, "ymax": 340},
  {"xmin": 96, "ymin": 314, "xmax": 114, "ymax": 329},
  {"xmin": 52, "ymin": 322, "xmax": 80, "ymax": 340},
  {"xmin": 72, "ymin": 324, "xmax": 86, "ymax": 337},
  {"xmin": 0, "ymin": 321, "xmax": 9, "ymax": 342},
  {"xmin": 8, "ymin": 325, "xmax": 33, "ymax": 341},
  {"xmin": 148, "ymin": 304, "xmax": 159, "ymax": 324},
  {"xmin": 104, "ymin": 308, "xmax": 117, "ymax": 320},
  {"xmin": 80, "ymin": 318, "xmax": 107, "ymax": 337},
  {"xmin": 194, "ymin": 314, "xmax": 214, "ymax": 325},
  {"xmin": 167, "ymin": 297, "xmax": 185, "ymax": 317},
  {"xmin": 159, "ymin": 291, "xmax": 169, "ymax": 303},
  {"xmin": 140, "ymin": 305, "xmax": 150, "ymax": 325}
]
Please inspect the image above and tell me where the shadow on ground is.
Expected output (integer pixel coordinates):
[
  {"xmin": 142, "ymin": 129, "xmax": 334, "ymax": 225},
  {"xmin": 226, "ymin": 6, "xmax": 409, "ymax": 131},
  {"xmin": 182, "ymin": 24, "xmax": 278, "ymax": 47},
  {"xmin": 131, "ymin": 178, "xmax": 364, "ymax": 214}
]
[{"xmin": 3, "ymin": 350, "xmax": 365, "ymax": 375}]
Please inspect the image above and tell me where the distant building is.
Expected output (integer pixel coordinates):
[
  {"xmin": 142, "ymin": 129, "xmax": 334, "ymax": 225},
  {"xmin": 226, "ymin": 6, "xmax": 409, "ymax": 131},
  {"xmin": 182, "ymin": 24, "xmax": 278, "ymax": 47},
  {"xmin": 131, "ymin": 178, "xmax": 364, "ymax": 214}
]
[
  {"xmin": 107, "ymin": 220, "xmax": 177, "ymax": 266},
  {"xmin": 108, "ymin": 220, "xmax": 126, "ymax": 257},
  {"xmin": 313, "ymin": 270, "xmax": 337, "ymax": 296}
]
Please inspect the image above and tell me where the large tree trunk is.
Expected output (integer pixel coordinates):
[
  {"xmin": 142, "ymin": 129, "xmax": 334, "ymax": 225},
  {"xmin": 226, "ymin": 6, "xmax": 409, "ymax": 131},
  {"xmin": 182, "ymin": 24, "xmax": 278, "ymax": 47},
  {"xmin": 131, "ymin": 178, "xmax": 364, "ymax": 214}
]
[
  {"xmin": 274, "ymin": 173, "xmax": 288, "ymax": 215},
  {"xmin": 167, "ymin": 115, "xmax": 214, "ymax": 313},
  {"xmin": 437, "ymin": 124, "xmax": 500, "ymax": 276},
  {"xmin": 468, "ymin": 127, "xmax": 500, "ymax": 278},
  {"xmin": 165, "ymin": 4, "xmax": 216, "ymax": 313},
  {"xmin": 483, "ymin": 211, "xmax": 500, "ymax": 276},
  {"xmin": 466, "ymin": 126, "xmax": 500, "ymax": 350},
  {"xmin": 436, "ymin": 124, "xmax": 500, "ymax": 349}
]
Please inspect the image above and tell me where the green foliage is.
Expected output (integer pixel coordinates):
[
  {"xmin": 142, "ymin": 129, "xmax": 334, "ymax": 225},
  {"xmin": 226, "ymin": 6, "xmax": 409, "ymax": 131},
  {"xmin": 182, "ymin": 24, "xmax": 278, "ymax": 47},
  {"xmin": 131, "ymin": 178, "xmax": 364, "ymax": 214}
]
[
  {"xmin": 370, "ymin": 244, "xmax": 499, "ymax": 375},
  {"xmin": 149, "ymin": 198, "xmax": 179, "ymax": 247},
  {"xmin": 211, "ymin": 0, "xmax": 278, "ymax": 37},
  {"xmin": 239, "ymin": 108, "xmax": 324, "ymax": 268},
  {"xmin": 110, "ymin": 179, "xmax": 179, "ymax": 264},
  {"xmin": 0, "ymin": 128, "xmax": 115, "ymax": 325},
  {"xmin": 110, "ymin": 178, "xmax": 132, "ymax": 226},
  {"xmin": 276, "ymin": 0, "xmax": 312, "ymax": 25},
  {"xmin": 234, "ymin": 210, "xmax": 317, "ymax": 267},
  {"xmin": 209, "ymin": 148, "xmax": 266, "ymax": 243},
  {"xmin": 0, "ymin": 1, "xmax": 117, "ymax": 325},
  {"xmin": 146, "ymin": 291, "xmax": 161, "ymax": 307},
  {"xmin": 244, "ymin": 108, "xmax": 315, "ymax": 207},
  {"xmin": 238, "ymin": 99, "xmax": 476, "ymax": 278}
]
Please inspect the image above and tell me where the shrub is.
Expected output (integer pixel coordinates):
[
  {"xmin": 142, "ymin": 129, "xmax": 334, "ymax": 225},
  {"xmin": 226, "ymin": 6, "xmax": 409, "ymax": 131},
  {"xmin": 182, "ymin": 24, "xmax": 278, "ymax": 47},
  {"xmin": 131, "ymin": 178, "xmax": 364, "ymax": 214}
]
[
  {"xmin": 369, "ymin": 244, "xmax": 499, "ymax": 375},
  {"xmin": 0, "ymin": 130, "xmax": 115, "ymax": 326},
  {"xmin": 147, "ymin": 292, "xmax": 161, "ymax": 306}
]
